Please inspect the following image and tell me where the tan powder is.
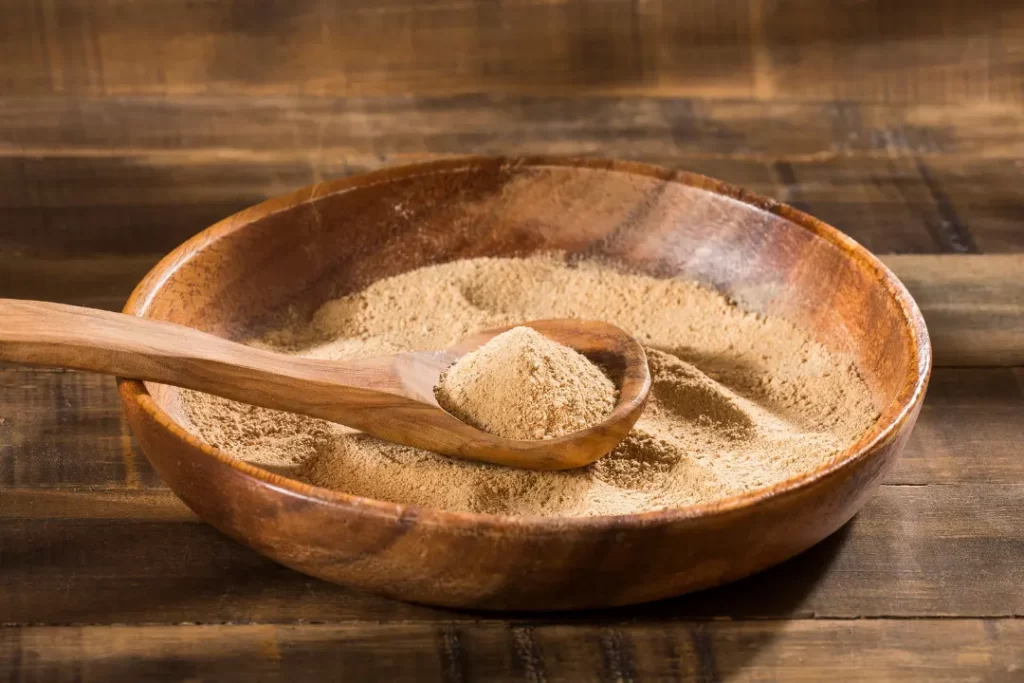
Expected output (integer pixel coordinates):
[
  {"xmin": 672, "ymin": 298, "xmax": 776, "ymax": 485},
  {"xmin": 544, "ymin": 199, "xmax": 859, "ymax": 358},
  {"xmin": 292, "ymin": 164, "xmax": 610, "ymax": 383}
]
[
  {"xmin": 177, "ymin": 254, "xmax": 879, "ymax": 517},
  {"xmin": 435, "ymin": 326, "xmax": 617, "ymax": 440}
]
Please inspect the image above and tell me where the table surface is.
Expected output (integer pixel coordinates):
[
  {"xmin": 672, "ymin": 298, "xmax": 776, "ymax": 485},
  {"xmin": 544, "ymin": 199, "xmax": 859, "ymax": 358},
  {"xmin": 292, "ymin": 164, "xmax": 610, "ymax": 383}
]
[
  {"xmin": 2, "ymin": 2, "xmax": 1024, "ymax": 679},
  {"xmin": 2, "ymin": 98, "xmax": 1023, "ymax": 682}
]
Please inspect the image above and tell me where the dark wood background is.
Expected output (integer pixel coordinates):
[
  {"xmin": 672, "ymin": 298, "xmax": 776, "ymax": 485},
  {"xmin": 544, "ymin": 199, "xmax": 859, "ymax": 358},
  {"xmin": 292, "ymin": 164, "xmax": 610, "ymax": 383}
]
[{"xmin": 2, "ymin": 1, "xmax": 1023, "ymax": 680}]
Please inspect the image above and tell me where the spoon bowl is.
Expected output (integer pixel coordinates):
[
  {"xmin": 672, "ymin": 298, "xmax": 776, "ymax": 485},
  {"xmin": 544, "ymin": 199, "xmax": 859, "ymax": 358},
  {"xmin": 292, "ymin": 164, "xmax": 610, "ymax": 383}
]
[{"xmin": 379, "ymin": 318, "xmax": 651, "ymax": 469}]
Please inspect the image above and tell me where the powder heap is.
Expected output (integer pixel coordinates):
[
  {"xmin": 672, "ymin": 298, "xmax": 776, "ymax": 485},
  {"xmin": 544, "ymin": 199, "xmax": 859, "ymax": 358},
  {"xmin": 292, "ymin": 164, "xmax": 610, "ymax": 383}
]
[
  {"xmin": 176, "ymin": 254, "xmax": 879, "ymax": 517},
  {"xmin": 435, "ymin": 326, "xmax": 617, "ymax": 440}
]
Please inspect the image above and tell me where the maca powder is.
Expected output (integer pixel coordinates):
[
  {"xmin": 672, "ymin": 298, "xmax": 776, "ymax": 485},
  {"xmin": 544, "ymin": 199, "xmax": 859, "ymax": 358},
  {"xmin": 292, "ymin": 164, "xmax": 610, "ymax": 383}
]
[
  {"xmin": 178, "ymin": 254, "xmax": 878, "ymax": 517},
  {"xmin": 435, "ymin": 325, "xmax": 618, "ymax": 441}
]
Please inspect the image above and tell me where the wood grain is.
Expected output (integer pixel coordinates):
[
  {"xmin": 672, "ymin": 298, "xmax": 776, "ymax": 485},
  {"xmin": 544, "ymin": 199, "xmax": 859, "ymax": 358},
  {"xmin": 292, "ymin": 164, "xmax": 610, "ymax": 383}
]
[
  {"xmin": 0, "ymin": 252, "xmax": 161, "ymax": 312},
  {"xmin": 6, "ymin": 173, "xmax": 1022, "ymax": 315},
  {"xmin": 3, "ymin": 97, "xmax": 1022, "ymax": 267},
  {"xmin": 0, "ymin": 367, "xmax": 161, "ymax": 490},
  {"xmin": 2, "ymin": 483, "xmax": 1022, "ymax": 625},
  {"xmin": 2, "ymin": 620, "xmax": 1023, "ymax": 682},
  {"xmin": 0, "ymin": 85, "xmax": 1020, "ymax": 671},
  {"xmin": 890, "ymin": 368, "xmax": 1024, "ymax": 485},
  {"xmin": 4, "ymin": 97, "xmax": 1023, "ymax": 161},
  {"xmin": 883, "ymin": 255, "xmax": 1024, "ymax": 366},
  {"xmin": 1, "ymin": 0, "xmax": 1021, "ymax": 103},
  {"xmin": 0, "ymin": 0, "xmax": 1020, "ymax": 670},
  {"xmin": 0, "ymin": 488, "xmax": 194, "ymax": 521},
  {"xmin": 10, "ymin": 153, "xmax": 1019, "ymax": 259}
]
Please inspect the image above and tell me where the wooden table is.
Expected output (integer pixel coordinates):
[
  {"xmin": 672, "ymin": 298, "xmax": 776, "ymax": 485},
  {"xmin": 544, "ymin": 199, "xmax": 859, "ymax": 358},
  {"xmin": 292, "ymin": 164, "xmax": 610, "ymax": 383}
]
[{"xmin": 2, "ymin": 1, "xmax": 1024, "ymax": 680}]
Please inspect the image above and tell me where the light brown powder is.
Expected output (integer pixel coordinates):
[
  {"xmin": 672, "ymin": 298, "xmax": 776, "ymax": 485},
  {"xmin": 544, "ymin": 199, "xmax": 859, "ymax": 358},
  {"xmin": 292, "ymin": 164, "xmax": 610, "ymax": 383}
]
[
  {"xmin": 177, "ymin": 254, "xmax": 879, "ymax": 517},
  {"xmin": 435, "ymin": 326, "xmax": 617, "ymax": 440}
]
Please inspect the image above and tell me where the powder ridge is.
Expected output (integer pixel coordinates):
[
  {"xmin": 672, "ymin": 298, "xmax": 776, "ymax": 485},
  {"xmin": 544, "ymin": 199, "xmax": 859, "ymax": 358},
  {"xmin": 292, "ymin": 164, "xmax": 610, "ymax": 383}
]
[
  {"xmin": 178, "ymin": 254, "xmax": 879, "ymax": 517},
  {"xmin": 435, "ymin": 326, "xmax": 617, "ymax": 440}
]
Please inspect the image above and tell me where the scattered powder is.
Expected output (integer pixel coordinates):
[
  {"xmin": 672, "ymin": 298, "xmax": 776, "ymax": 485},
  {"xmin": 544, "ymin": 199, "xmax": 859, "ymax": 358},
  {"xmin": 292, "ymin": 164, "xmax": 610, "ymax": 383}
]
[
  {"xmin": 177, "ymin": 254, "xmax": 879, "ymax": 517},
  {"xmin": 435, "ymin": 326, "xmax": 617, "ymax": 440}
]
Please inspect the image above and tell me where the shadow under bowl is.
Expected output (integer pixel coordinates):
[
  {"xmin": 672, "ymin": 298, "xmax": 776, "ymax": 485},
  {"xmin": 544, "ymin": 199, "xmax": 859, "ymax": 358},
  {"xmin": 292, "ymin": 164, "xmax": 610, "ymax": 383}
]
[{"xmin": 118, "ymin": 157, "xmax": 931, "ymax": 611}]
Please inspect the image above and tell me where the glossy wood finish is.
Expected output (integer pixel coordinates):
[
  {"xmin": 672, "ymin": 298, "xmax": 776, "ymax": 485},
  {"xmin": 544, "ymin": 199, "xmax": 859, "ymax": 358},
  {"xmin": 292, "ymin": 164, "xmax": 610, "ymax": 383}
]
[
  {"xmin": 114, "ymin": 157, "xmax": 931, "ymax": 610},
  {"xmin": 0, "ymin": 304, "xmax": 649, "ymax": 470}
]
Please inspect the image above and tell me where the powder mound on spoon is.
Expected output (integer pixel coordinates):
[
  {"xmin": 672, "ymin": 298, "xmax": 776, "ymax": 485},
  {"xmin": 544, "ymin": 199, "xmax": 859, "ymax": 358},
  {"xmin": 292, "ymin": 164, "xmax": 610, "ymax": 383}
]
[{"xmin": 435, "ymin": 326, "xmax": 618, "ymax": 440}]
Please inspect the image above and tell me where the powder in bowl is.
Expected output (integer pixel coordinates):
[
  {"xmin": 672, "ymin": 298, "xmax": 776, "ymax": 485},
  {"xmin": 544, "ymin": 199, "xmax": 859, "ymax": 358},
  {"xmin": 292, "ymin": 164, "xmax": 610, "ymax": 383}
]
[
  {"xmin": 177, "ymin": 254, "xmax": 880, "ymax": 518},
  {"xmin": 434, "ymin": 326, "xmax": 618, "ymax": 440}
]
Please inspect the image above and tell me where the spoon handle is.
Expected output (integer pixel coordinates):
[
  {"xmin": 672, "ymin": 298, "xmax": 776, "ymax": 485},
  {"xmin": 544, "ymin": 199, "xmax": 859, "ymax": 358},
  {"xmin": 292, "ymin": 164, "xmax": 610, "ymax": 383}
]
[{"xmin": 0, "ymin": 298, "xmax": 410, "ymax": 420}]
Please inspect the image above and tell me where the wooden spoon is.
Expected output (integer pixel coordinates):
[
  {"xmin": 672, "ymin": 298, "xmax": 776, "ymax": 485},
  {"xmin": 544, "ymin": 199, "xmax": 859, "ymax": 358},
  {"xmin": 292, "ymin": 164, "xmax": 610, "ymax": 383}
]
[{"xmin": 0, "ymin": 299, "xmax": 650, "ymax": 470}]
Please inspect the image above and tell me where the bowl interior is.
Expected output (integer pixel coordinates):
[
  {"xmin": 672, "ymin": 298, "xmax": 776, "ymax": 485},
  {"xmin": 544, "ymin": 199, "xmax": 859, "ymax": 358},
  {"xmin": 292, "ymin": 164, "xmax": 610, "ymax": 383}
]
[{"xmin": 130, "ymin": 158, "xmax": 927, "ymax": 475}]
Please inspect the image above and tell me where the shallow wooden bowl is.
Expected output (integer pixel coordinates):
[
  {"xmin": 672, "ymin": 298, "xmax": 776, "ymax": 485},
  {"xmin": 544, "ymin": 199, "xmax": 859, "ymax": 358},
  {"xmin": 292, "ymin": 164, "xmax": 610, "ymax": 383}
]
[{"xmin": 119, "ymin": 157, "xmax": 931, "ymax": 611}]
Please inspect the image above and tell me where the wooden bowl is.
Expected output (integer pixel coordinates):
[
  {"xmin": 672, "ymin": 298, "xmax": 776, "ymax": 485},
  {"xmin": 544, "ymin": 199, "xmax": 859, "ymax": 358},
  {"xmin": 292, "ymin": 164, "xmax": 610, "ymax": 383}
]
[{"xmin": 118, "ymin": 157, "xmax": 931, "ymax": 611}]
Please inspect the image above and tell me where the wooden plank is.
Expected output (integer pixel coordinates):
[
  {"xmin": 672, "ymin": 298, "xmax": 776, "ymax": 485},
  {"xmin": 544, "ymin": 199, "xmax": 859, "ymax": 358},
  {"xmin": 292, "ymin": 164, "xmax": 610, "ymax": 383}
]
[
  {"xmin": 884, "ymin": 255, "xmax": 1024, "ymax": 366},
  {"xmin": 1, "ymin": 620, "xmax": 1022, "ymax": 682},
  {"xmin": 917, "ymin": 157, "xmax": 1024, "ymax": 254},
  {"xmin": 0, "ymin": 515, "xmax": 450, "ymax": 626},
  {"xmin": 4, "ymin": 153, "xmax": 1024, "ymax": 260},
  {"xmin": 2, "ymin": 484, "xmax": 1022, "ymax": 624},
  {"xmin": 770, "ymin": 156, "xmax": 944, "ymax": 253},
  {"xmin": 684, "ymin": 483, "xmax": 1024, "ymax": 620},
  {"xmin": 3, "ymin": 98, "xmax": 1022, "ymax": 262},
  {"xmin": 0, "ymin": 252, "xmax": 159, "ymax": 312},
  {"xmin": 0, "ymin": 367, "xmax": 163, "ymax": 489},
  {"xmin": 0, "ymin": 0, "xmax": 1021, "ymax": 103},
  {"xmin": 889, "ymin": 367, "xmax": 1024, "ymax": 485},
  {"xmin": 3, "ymin": 97, "xmax": 1023, "ymax": 162},
  {"xmin": 766, "ymin": 155, "xmax": 1022, "ymax": 254},
  {"xmin": 0, "ymin": 488, "xmax": 193, "ymax": 521},
  {"xmin": 0, "ymin": 198, "xmax": 258, "ymax": 259}
]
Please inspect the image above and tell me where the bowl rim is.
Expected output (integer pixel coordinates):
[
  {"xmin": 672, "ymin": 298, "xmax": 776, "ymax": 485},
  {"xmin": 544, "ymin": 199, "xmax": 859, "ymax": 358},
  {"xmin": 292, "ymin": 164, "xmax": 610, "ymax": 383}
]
[{"xmin": 120, "ymin": 156, "xmax": 932, "ymax": 534}]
